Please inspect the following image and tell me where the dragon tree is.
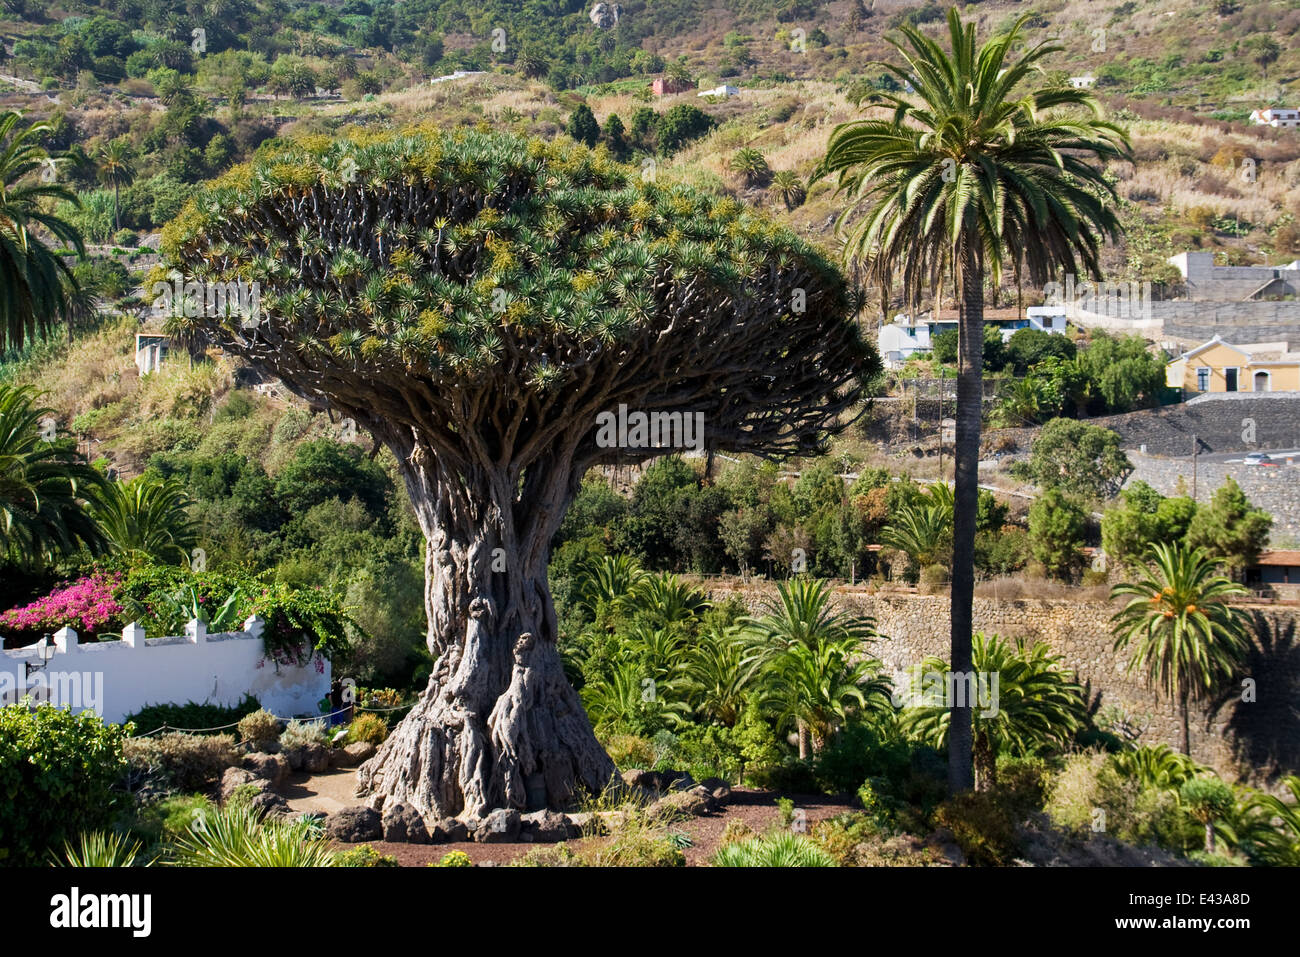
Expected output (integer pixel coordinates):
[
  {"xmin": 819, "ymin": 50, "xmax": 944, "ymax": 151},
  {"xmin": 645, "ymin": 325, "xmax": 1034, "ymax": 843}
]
[{"xmin": 161, "ymin": 127, "xmax": 877, "ymax": 820}]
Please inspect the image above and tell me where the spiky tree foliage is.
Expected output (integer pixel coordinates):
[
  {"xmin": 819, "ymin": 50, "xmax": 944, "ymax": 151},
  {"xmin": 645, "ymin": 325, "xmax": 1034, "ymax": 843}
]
[
  {"xmin": 743, "ymin": 578, "xmax": 882, "ymax": 756},
  {"xmin": 1111, "ymin": 542, "xmax": 1252, "ymax": 756},
  {"xmin": 1109, "ymin": 744, "xmax": 1206, "ymax": 792},
  {"xmin": 92, "ymin": 476, "xmax": 197, "ymax": 565},
  {"xmin": 764, "ymin": 633, "xmax": 892, "ymax": 754},
  {"xmin": 730, "ymin": 148, "xmax": 770, "ymax": 187},
  {"xmin": 770, "ymin": 170, "xmax": 806, "ymax": 210},
  {"xmin": 682, "ymin": 623, "xmax": 763, "ymax": 726},
  {"xmin": 1247, "ymin": 775, "xmax": 1300, "ymax": 866},
  {"xmin": 0, "ymin": 383, "xmax": 106, "ymax": 569},
  {"xmin": 901, "ymin": 633, "xmax": 1087, "ymax": 790},
  {"xmin": 812, "ymin": 10, "xmax": 1127, "ymax": 792},
  {"xmin": 1, "ymin": 110, "xmax": 86, "ymax": 353},
  {"xmin": 572, "ymin": 554, "xmax": 650, "ymax": 621},
  {"xmin": 161, "ymin": 128, "xmax": 876, "ymax": 819},
  {"xmin": 880, "ymin": 482, "xmax": 953, "ymax": 570}
]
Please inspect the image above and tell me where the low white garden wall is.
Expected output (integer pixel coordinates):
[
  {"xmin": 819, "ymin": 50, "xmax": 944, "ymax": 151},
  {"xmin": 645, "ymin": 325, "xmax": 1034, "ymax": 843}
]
[{"xmin": 0, "ymin": 616, "xmax": 330, "ymax": 726}]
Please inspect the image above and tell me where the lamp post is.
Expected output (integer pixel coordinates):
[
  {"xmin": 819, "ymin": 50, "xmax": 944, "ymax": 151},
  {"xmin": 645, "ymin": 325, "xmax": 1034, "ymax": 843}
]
[{"xmin": 25, "ymin": 634, "xmax": 55, "ymax": 681}]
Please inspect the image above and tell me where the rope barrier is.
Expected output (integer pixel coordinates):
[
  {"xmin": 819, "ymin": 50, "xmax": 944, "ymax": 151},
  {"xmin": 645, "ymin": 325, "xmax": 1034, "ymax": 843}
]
[{"xmin": 129, "ymin": 701, "xmax": 414, "ymax": 736}]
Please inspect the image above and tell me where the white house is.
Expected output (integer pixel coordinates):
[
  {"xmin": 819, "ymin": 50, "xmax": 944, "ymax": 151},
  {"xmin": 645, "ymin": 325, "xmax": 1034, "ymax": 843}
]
[
  {"xmin": 135, "ymin": 333, "xmax": 170, "ymax": 375},
  {"xmin": 1069, "ymin": 75, "xmax": 1096, "ymax": 89},
  {"xmin": 1250, "ymin": 107, "xmax": 1300, "ymax": 128},
  {"xmin": 877, "ymin": 307, "xmax": 1066, "ymax": 368},
  {"xmin": 697, "ymin": 84, "xmax": 738, "ymax": 98}
]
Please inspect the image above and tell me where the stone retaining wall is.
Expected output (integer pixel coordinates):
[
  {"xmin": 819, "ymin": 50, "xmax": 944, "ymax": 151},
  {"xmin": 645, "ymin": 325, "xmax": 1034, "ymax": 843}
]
[{"xmin": 706, "ymin": 582, "xmax": 1300, "ymax": 784}]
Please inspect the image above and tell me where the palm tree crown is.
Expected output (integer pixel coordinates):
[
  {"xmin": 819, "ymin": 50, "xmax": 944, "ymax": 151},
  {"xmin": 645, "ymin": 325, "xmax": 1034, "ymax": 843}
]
[{"xmin": 1, "ymin": 110, "xmax": 87, "ymax": 352}]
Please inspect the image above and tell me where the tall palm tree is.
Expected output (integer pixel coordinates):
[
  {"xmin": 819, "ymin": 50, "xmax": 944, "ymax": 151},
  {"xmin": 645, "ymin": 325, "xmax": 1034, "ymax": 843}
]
[
  {"xmin": 1111, "ymin": 542, "xmax": 1252, "ymax": 756},
  {"xmin": 813, "ymin": 10, "xmax": 1127, "ymax": 791},
  {"xmin": 92, "ymin": 475, "xmax": 197, "ymax": 565},
  {"xmin": 1, "ymin": 110, "xmax": 86, "ymax": 353},
  {"xmin": 0, "ymin": 383, "xmax": 106, "ymax": 568},
  {"xmin": 97, "ymin": 139, "xmax": 135, "ymax": 233},
  {"xmin": 901, "ymin": 632, "xmax": 1087, "ymax": 790}
]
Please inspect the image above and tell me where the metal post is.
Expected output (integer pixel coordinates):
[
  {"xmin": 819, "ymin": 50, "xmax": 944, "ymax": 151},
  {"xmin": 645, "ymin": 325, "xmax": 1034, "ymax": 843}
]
[{"xmin": 1192, "ymin": 433, "xmax": 1198, "ymax": 501}]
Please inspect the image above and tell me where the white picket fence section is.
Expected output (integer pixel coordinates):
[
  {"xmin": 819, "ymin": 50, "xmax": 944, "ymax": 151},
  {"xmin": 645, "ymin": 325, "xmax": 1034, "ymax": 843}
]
[{"xmin": 0, "ymin": 616, "xmax": 330, "ymax": 725}]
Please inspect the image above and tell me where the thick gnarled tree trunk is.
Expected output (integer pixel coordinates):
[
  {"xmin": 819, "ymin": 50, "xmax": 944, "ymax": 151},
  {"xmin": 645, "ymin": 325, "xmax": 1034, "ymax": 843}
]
[{"xmin": 356, "ymin": 446, "xmax": 616, "ymax": 821}]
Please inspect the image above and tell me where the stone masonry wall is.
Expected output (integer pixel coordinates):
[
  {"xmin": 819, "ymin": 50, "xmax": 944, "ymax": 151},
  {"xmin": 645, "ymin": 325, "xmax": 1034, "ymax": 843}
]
[
  {"xmin": 705, "ymin": 582, "xmax": 1300, "ymax": 785},
  {"xmin": 1089, "ymin": 394, "xmax": 1300, "ymax": 457},
  {"xmin": 1125, "ymin": 452, "xmax": 1300, "ymax": 541}
]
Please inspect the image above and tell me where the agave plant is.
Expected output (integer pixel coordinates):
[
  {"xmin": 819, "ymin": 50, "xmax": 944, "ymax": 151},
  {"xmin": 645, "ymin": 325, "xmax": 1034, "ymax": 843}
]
[
  {"xmin": 55, "ymin": 830, "xmax": 152, "ymax": 867},
  {"xmin": 710, "ymin": 832, "xmax": 837, "ymax": 867},
  {"xmin": 169, "ymin": 803, "xmax": 337, "ymax": 867},
  {"xmin": 901, "ymin": 633, "xmax": 1087, "ymax": 790}
]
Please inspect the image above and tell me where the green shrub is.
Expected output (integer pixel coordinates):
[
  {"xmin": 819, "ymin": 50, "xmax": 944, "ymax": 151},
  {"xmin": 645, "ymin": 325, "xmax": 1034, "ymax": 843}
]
[
  {"xmin": 130, "ymin": 793, "xmax": 215, "ymax": 849},
  {"xmin": 776, "ymin": 796, "xmax": 796, "ymax": 828},
  {"xmin": 56, "ymin": 830, "xmax": 150, "ymax": 867},
  {"xmin": 237, "ymin": 709, "xmax": 281, "ymax": 748},
  {"xmin": 811, "ymin": 812, "xmax": 880, "ymax": 864},
  {"xmin": 169, "ymin": 803, "xmax": 336, "ymax": 866},
  {"xmin": 112, "ymin": 228, "xmax": 139, "ymax": 247},
  {"xmin": 346, "ymin": 712, "xmax": 389, "ymax": 746},
  {"xmin": 933, "ymin": 792, "xmax": 1021, "ymax": 866},
  {"xmin": 123, "ymin": 732, "xmax": 238, "ymax": 793},
  {"xmin": 0, "ymin": 704, "xmax": 129, "ymax": 865},
  {"xmin": 748, "ymin": 758, "xmax": 819, "ymax": 794},
  {"xmin": 601, "ymin": 733, "xmax": 655, "ymax": 770},
  {"xmin": 335, "ymin": 844, "xmax": 399, "ymax": 867},
  {"xmin": 1046, "ymin": 751, "xmax": 1197, "ymax": 852},
  {"xmin": 123, "ymin": 694, "xmax": 260, "ymax": 735},
  {"xmin": 434, "ymin": 850, "xmax": 474, "ymax": 867},
  {"xmin": 512, "ymin": 844, "xmax": 587, "ymax": 867},
  {"xmin": 813, "ymin": 721, "xmax": 912, "ymax": 795},
  {"xmin": 997, "ymin": 756, "xmax": 1052, "ymax": 816},
  {"xmin": 280, "ymin": 719, "xmax": 330, "ymax": 751},
  {"xmin": 711, "ymin": 832, "xmax": 837, "ymax": 867}
]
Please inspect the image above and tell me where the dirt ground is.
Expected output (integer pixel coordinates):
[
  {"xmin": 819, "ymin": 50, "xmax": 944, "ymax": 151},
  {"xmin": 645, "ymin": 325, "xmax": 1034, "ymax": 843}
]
[{"xmin": 282, "ymin": 768, "xmax": 856, "ymax": 866}]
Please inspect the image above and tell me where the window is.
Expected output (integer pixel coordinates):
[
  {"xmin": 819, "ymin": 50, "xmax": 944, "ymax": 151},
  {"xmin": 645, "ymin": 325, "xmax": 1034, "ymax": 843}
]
[
  {"xmin": 1196, "ymin": 367, "xmax": 1210, "ymax": 391},
  {"xmin": 1225, "ymin": 367, "xmax": 1238, "ymax": 392}
]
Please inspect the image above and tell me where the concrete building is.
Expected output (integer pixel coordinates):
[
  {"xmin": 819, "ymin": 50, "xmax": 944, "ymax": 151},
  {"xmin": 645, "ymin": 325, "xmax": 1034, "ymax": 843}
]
[
  {"xmin": 1169, "ymin": 251, "xmax": 1300, "ymax": 301},
  {"xmin": 1165, "ymin": 335, "xmax": 1300, "ymax": 394},
  {"xmin": 1246, "ymin": 550, "xmax": 1300, "ymax": 599},
  {"xmin": 651, "ymin": 76, "xmax": 692, "ymax": 95},
  {"xmin": 135, "ymin": 333, "xmax": 170, "ymax": 375},
  {"xmin": 1068, "ymin": 75, "xmax": 1096, "ymax": 88},
  {"xmin": 877, "ymin": 307, "xmax": 1065, "ymax": 368},
  {"xmin": 697, "ymin": 84, "xmax": 739, "ymax": 98},
  {"xmin": 1249, "ymin": 107, "xmax": 1300, "ymax": 128}
]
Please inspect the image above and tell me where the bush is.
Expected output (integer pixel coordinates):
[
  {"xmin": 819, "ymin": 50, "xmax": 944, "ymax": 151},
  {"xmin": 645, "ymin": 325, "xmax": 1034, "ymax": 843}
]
[
  {"xmin": 346, "ymin": 712, "xmax": 389, "ymax": 746},
  {"xmin": 280, "ymin": 719, "xmax": 330, "ymax": 751},
  {"xmin": 711, "ymin": 832, "xmax": 837, "ymax": 866},
  {"xmin": 112, "ymin": 228, "xmax": 139, "ymax": 247},
  {"xmin": 1046, "ymin": 750, "xmax": 1196, "ymax": 852},
  {"xmin": 918, "ymin": 563, "xmax": 949, "ymax": 593},
  {"xmin": 123, "ymin": 732, "xmax": 238, "ymax": 793},
  {"xmin": 0, "ymin": 704, "xmax": 129, "ymax": 865},
  {"xmin": 602, "ymin": 733, "xmax": 655, "ymax": 770},
  {"xmin": 123, "ymin": 695, "xmax": 261, "ymax": 736},
  {"xmin": 131, "ymin": 793, "xmax": 216, "ymax": 848},
  {"xmin": 932, "ymin": 792, "xmax": 1021, "ymax": 866},
  {"xmin": 811, "ymin": 812, "xmax": 880, "ymax": 864},
  {"xmin": 512, "ymin": 844, "xmax": 587, "ymax": 867},
  {"xmin": 813, "ymin": 721, "xmax": 913, "ymax": 795},
  {"xmin": 335, "ymin": 844, "xmax": 399, "ymax": 866},
  {"xmin": 169, "ymin": 803, "xmax": 337, "ymax": 866},
  {"xmin": 434, "ymin": 850, "xmax": 474, "ymax": 867},
  {"xmin": 237, "ymin": 709, "xmax": 281, "ymax": 749},
  {"xmin": 997, "ymin": 756, "xmax": 1051, "ymax": 816}
]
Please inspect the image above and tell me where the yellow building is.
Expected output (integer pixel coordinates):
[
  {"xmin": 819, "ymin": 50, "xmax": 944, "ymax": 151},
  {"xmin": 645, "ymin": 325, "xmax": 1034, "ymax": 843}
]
[{"xmin": 1166, "ymin": 336, "xmax": 1300, "ymax": 394}]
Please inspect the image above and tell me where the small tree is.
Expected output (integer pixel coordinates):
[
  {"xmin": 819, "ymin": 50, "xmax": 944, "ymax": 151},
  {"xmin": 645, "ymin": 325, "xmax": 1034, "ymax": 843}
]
[
  {"xmin": 566, "ymin": 103, "xmax": 600, "ymax": 148},
  {"xmin": 730, "ymin": 148, "xmax": 770, "ymax": 187},
  {"xmin": 1185, "ymin": 477, "xmax": 1271, "ymax": 576},
  {"xmin": 1024, "ymin": 418, "xmax": 1132, "ymax": 500},
  {"xmin": 1027, "ymin": 488, "xmax": 1087, "ymax": 580},
  {"xmin": 1249, "ymin": 36, "xmax": 1280, "ymax": 80},
  {"xmin": 1180, "ymin": 777, "xmax": 1235, "ymax": 854},
  {"xmin": 770, "ymin": 170, "xmax": 805, "ymax": 210},
  {"xmin": 1111, "ymin": 543, "xmax": 1252, "ymax": 755}
]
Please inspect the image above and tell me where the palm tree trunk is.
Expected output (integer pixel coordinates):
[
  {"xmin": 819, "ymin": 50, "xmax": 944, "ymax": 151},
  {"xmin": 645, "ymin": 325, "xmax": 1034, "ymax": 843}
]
[
  {"xmin": 797, "ymin": 719, "xmax": 811, "ymax": 760},
  {"xmin": 1180, "ymin": 688, "xmax": 1191, "ymax": 756},
  {"xmin": 948, "ymin": 240, "xmax": 982, "ymax": 795},
  {"xmin": 1204, "ymin": 821, "xmax": 1215, "ymax": 854},
  {"xmin": 113, "ymin": 181, "xmax": 120, "ymax": 233},
  {"xmin": 973, "ymin": 731, "xmax": 996, "ymax": 792}
]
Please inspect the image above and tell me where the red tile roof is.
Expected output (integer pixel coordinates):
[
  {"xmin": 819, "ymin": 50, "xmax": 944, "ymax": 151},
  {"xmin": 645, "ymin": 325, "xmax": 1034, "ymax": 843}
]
[{"xmin": 1256, "ymin": 550, "xmax": 1300, "ymax": 567}]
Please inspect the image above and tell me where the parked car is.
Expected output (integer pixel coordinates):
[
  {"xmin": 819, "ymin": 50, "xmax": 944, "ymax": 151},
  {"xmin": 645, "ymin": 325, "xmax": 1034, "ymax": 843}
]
[{"xmin": 1244, "ymin": 453, "xmax": 1277, "ymax": 467}]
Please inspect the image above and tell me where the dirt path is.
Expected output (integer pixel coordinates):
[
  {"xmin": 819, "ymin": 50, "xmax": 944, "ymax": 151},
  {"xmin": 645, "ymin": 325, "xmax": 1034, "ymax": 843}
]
[{"xmin": 283, "ymin": 772, "xmax": 857, "ymax": 866}]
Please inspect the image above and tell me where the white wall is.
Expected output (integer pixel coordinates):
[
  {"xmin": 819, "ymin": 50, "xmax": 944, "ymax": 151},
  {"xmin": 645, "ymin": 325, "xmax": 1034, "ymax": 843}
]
[{"xmin": 0, "ymin": 616, "xmax": 330, "ymax": 726}]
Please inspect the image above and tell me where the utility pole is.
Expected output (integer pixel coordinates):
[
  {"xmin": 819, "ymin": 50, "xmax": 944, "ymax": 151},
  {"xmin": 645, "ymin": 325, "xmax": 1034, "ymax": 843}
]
[{"xmin": 1192, "ymin": 433, "xmax": 1198, "ymax": 501}]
